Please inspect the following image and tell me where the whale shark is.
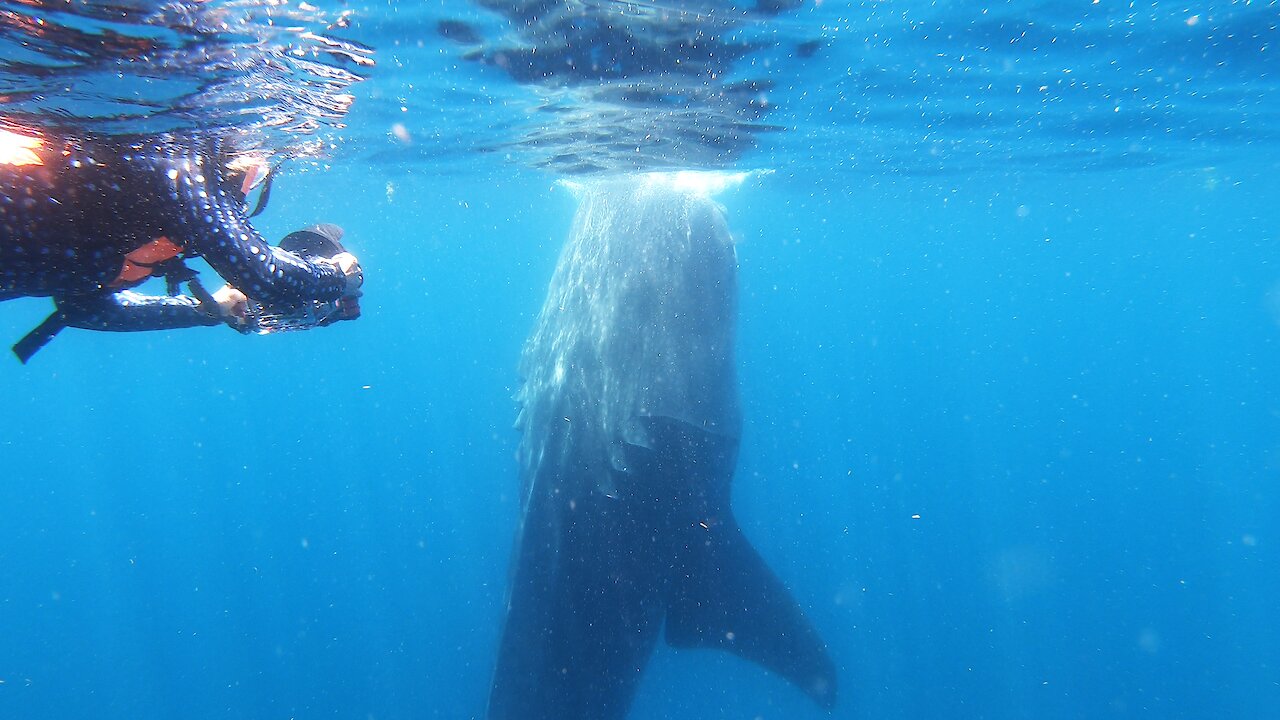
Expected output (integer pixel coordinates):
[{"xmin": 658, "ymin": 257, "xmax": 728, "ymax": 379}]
[{"xmin": 488, "ymin": 175, "xmax": 836, "ymax": 720}]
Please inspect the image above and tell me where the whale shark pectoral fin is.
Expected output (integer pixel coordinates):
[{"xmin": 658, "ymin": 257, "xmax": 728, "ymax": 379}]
[
  {"xmin": 664, "ymin": 524, "xmax": 838, "ymax": 710},
  {"xmin": 620, "ymin": 415, "xmax": 738, "ymax": 480}
]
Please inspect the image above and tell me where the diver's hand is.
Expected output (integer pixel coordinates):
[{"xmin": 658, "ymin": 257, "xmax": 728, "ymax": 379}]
[
  {"xmin": 211, "ymin": 285, "xmax": 249, "ymax": 327},
  {"xmin": 328, "ymin": 252, "xmax": 363, "ymax": 296},
  {"xmin": 330, "ymin": 252, "xmax": 362, "ymax": 322}
]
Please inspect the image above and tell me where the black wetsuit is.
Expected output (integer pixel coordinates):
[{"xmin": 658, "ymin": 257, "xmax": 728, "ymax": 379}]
[{"xmin": 0, "ymin": 133, "xmax": 346, "ymax": 339}]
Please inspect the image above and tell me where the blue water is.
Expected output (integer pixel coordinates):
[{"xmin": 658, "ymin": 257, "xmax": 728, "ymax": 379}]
[{"xmin": 3, "ymin": 1, "xmax": 1280, "ymax": 719}]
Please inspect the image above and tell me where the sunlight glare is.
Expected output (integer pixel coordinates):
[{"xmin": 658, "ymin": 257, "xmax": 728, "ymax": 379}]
[{"xmin": 0, "ymin": 129, "xmax": 45, "ymax": 167}]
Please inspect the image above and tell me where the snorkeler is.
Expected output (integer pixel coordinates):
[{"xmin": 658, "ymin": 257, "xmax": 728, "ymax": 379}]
[{"xmin": 0, "ymin": 127, "xmax": 364, "ymax": 362}]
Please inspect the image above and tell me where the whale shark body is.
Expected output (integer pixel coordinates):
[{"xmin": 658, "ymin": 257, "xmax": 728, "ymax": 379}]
[{"xmin": 489, "ymin": 176, "xmax": 836, "ymax": 720}]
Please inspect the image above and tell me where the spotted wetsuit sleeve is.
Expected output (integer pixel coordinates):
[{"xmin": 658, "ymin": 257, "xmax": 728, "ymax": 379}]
[
  {"xmin": 57, "ymin": 291, "xmax": 222, "ymax": 331},
  {"xmin": 161, "ymin": 151, "xmax": 347, "ymax": 307}
]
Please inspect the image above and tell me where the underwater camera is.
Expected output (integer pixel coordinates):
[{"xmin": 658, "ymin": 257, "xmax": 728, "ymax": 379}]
[
  {"xmin": 242, "ymin": 224, "xmax": 360, "ymax": 334},
  {"xmin": 243, "ymin": 296, "xmax": 354, "ymax": 334}
]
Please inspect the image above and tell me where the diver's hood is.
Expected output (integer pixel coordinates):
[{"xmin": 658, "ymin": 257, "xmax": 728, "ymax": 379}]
[{"xmin": 280, "ymin": 223, "xmax": 346, "ymax": 260}]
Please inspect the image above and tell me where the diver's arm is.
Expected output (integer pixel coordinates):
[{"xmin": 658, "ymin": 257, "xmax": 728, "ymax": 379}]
[
  {"xmin": 56, "ymin": 291, "xmax": 223, "ymax": 332},
  {"xmin": 166, "ymin": 160, "xmax": 347, "ymax": 307},
  {"xmin": 179, "ymin": 207, "xmax": 347, "ymax": 307}
]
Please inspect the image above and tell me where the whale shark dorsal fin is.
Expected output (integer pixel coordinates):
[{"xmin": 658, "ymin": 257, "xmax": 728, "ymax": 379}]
[
  {"xmin": 664, "ymin": 522, "xmax": 838, "ymax": 710},
  {"xmin": 616, "ymin": 415, "xmax": 837, "ymax": 709},
  {"xmin": 630, "ymin": 416, "xmax": 837, "ymax": 710}
]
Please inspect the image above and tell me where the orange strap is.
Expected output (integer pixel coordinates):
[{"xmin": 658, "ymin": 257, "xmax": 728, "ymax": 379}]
[{"xmin": 110, "ymin": 236, "xmax": 183, "ymax": 288}]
